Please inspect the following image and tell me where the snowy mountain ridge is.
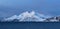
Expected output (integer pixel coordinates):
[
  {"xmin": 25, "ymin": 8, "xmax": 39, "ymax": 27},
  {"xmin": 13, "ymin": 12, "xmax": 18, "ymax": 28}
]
[
  {"xmin": 0, "ymin": 11, "xmax": 51, "ymax": 22},
  {"xmin": 1, "ymin": 11, "xmax": 60, "ymax": 22}
]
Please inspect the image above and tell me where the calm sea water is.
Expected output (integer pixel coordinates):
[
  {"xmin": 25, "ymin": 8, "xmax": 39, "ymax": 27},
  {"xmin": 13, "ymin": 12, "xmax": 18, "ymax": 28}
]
[{"xmin": 0, "ymin": 22, "xmax": 60, "ymax": 29}]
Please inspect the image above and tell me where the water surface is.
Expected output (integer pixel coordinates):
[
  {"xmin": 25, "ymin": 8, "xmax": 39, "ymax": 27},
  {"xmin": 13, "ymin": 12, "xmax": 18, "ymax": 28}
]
[{"xmin": 0, "ymin": 22, "xmax": 60, "ymax": 29}]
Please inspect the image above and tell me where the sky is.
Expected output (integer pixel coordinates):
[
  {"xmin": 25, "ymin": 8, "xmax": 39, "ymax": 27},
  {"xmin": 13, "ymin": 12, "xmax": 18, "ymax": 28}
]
[{"xmin": 0, "ymin": 0, "xmax": 60, "ymax": 17}]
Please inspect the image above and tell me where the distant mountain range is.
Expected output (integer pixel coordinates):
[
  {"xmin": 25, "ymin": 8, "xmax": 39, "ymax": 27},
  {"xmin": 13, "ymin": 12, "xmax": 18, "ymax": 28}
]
[
  {"xmin": 0, "ymin": 11, "xmax": 60, "ymax": 22},
  {"xmin": 44, "ymin": 16, "xmax": 60, "ymax": 22}
]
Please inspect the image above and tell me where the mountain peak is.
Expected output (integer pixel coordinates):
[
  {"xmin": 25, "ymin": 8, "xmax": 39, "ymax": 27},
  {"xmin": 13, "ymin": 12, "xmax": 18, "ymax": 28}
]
[{"xmin": 1, "ymin": 11, "xmax": 51, "ymax": 22}]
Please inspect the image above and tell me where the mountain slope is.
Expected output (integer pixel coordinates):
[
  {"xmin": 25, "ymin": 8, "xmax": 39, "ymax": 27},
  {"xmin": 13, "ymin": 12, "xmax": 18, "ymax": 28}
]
[{"xmin": 0, "ymin": 11, "xmax": 51, "ymax": 22}]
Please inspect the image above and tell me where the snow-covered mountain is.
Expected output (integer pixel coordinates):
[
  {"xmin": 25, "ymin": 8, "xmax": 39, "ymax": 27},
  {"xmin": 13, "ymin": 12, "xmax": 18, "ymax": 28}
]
[
  {"xmin": 0, "ymin": 10, "xmax": 60, "ymax": 22},
  {"xmin": 0, "ymin": 11, "xmax": 51, "ymax": 22}
]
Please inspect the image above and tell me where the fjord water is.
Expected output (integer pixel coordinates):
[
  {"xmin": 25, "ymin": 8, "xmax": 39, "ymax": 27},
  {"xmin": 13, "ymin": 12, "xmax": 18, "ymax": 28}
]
[{"xmin": 0, "ymin": 22, "xmax": 60, "ymax": 29}]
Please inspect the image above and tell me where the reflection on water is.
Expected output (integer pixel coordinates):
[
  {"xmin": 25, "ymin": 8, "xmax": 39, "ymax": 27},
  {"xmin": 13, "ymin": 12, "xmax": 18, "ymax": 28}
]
[{"xmin": 0, "ymin": 22, "xmax": 60, "ymax": 29}]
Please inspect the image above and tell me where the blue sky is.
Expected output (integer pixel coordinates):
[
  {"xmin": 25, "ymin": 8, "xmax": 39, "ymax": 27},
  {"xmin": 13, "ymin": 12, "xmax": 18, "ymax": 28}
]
[{"xmin": 0, "ymin": 0, "xmax": 60, "ymax": 17}]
